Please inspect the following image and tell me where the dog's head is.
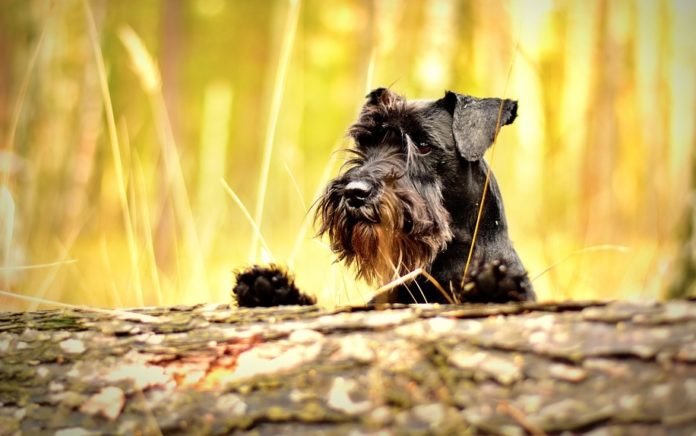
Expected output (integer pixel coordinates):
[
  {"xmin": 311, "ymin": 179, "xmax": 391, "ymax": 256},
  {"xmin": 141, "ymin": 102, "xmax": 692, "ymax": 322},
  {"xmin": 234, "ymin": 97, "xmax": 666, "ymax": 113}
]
[{"xmin": 315, "ymin": 88, "xmax": 518, "ymax": 285}]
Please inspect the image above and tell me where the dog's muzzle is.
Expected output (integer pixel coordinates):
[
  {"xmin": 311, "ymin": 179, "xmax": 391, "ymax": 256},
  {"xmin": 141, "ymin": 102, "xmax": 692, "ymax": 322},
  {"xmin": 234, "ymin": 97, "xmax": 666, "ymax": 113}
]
[{"xmin": 343, "ymin": 180, "xmax": 373, "ymax": 209}]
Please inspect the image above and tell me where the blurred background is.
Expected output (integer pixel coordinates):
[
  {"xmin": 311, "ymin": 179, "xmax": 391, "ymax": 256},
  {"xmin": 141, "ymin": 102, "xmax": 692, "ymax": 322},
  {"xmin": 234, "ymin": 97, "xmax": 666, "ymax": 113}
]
[{"xmin": 1, "ymin": 0, "xmax": 695, "ymax": 310}]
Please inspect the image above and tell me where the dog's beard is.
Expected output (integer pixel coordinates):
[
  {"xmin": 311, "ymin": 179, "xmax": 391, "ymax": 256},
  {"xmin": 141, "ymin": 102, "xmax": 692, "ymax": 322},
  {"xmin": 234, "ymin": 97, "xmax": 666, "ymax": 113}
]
[{"xmin": 317, "ymin": 182, "xmax": 453, "ymax": 286}]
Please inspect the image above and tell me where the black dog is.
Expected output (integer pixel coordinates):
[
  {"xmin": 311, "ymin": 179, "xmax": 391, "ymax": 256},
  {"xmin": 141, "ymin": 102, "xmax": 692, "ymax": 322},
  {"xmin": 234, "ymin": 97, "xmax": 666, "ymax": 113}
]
[{"xmin": 234, "ymin": 88, "xmax": 534, "ymax": 306}]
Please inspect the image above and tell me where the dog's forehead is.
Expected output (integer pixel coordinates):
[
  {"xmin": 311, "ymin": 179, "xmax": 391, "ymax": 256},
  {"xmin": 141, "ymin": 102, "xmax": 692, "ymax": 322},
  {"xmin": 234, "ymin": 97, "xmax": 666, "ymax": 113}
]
[
  {"xmin": 349, "ymin": 91, "xmax": 452, "ymax": 148},
  {"xmin": 378, "ymin": 97, "xmax": 443, "ymax": 122}
]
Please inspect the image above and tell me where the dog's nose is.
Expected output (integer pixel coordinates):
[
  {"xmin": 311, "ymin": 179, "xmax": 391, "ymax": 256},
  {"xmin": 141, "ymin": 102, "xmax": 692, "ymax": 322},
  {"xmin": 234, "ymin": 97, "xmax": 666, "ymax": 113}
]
[{"xmin": 344, "ymin": 181, "xmax": 372, "ymax": 208}]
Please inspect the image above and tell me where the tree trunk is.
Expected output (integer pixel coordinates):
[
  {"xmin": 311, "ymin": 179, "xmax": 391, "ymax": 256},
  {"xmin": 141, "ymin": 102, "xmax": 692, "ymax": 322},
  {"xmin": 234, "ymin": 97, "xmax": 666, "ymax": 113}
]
[{"xmin": 1, "ymin": 300, "xmax": 695, "ymax": 434}]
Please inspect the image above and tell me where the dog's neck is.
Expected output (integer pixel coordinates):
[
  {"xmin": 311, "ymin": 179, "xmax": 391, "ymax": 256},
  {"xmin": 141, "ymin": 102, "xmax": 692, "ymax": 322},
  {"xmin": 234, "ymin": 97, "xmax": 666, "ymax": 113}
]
[{"xmin": 441, "ymin": 159, "xmax": 509, "ymax": 245}]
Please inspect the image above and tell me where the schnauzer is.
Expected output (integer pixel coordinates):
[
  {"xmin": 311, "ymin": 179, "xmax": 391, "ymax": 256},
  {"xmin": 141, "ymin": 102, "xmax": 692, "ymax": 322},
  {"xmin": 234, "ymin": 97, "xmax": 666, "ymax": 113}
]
[{"xmin": 234, "ymin": 88, "xmax": 534, "ymax": 307}]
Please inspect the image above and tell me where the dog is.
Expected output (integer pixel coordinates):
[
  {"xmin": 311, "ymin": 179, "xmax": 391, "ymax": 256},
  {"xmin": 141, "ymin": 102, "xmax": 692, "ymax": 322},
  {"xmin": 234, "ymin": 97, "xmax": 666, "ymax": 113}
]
[{"xmin": 234, "ymin": 88, "xmax": 534, "ymax": 307}]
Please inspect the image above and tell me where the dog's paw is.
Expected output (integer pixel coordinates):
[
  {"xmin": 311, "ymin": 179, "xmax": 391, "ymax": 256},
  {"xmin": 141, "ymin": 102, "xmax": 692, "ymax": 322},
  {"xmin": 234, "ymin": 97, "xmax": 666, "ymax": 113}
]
[
  {"xmin": 458, "ymin": 259, "xmax": 534, "ymax": 303},
  {"xmin": 232, "ymin": 264, "xmax": 316, "ymax": 308}
]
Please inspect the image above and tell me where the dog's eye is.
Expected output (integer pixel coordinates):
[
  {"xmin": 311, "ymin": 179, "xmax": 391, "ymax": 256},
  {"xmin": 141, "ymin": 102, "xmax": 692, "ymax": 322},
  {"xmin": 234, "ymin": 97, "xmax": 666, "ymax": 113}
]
[{"xmin": 416, "ymin": 142, "xmax": 432, "ymax": 154}]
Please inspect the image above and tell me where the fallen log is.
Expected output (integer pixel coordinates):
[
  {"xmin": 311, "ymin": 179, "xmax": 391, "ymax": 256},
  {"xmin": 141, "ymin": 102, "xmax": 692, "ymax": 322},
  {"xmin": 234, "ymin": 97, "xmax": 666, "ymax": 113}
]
[{"xmin": 1, "ymin": 300, "xmax": 695, "ymax": 434}]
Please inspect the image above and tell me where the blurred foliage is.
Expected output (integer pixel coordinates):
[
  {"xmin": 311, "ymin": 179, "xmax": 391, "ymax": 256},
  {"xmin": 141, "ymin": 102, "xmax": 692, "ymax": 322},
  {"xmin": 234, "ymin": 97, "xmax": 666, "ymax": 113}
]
[{"xmin": 1, "ymin": 0, "xmax": 695, "ymax": 309}]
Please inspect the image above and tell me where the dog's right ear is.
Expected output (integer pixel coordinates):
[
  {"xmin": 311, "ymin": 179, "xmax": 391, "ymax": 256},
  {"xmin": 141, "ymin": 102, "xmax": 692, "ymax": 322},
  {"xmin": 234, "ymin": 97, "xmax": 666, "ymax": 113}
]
[
  {"xmin": 441, "ymin": 91, "xmax": 518, "ymax": 161},
  {"xmin": 365, "ymin": 88, "xmax": 389, "ymax": 105}
]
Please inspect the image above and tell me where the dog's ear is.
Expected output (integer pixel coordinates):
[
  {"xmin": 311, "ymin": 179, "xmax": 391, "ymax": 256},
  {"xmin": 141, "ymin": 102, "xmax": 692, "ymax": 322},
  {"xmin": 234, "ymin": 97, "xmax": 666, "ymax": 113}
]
[
  {"xmin": 364, "ymin": 87, "xmax": 404, "ymax": 107},
  {"xmin": 365, "ymin": 88, "xmax": 388, "ymax": 105},
  {"xmin": 441, "ymin": 91, "xmax": 518, "ymax": 161}
]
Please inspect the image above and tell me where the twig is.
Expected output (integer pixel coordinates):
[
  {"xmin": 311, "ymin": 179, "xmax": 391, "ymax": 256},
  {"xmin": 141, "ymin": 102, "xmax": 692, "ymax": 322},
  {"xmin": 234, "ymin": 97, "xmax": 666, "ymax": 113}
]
[{"xmin": 374, "ymin": 268, "xmax": 454, "ymax": 304}]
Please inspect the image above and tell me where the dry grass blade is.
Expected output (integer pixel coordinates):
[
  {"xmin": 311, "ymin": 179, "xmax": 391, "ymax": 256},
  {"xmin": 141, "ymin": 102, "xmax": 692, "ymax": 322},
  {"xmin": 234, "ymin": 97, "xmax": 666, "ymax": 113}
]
[
  {"xmin": 221, "ymin": 179, "xmax": 275, "ymax": 262},
  {"xmin": 532, "ymin": 244, "xmax": 630, "ymax": 282},
  {"xmin": 374, "ymin": 268, "xmax": 424, "ymax": 294},
  {"xmin": 0, "ymin": 289, "xmax": 161, "ymax": 323},
  {"xmin": 376, "ymin": 245, "xmax": 422, "ymax": 303},
  {"xmin": 364, "ymin": 47, "xmax": 376, "ymax": 94},
  {"xmin": 418, "ymin": 269, "xmax": 453, "ymax": 304},
  {"xmin": 0, "ymin": 187, "xmax": 15, "ymax": 279},
  {"xmin": 374, "ymin": 268, "xmax": 454, "ymax": 304},
  {"xmin": 132, "ymin": 151, "xmax": 164, "ymax": 306},
  {"xmin": 119, "ymin": 23, "xmax": 208, "ymax": 298},
  {"xmin": 117, "ymin": 26, "xmax": 161, "ymax": 93},
  {"xmin": 287, "ymin": 140, "xmax": 343, "ymax": 267},
  {"xmin": 4, "ymin": 0, "xmax": 53, "ymax": 186},
  {"xmin": 250, "ymin": 0, "xmax": 302, "ymax": 263},
  {"xmin": 0, "ymin": 259, "xmax": 77, "ymax": 271},
  {"xmin": 459, "ymin": 101, "xmax": 504, "ymax": 290},
  {"xmin": 84, "ymin": 1, "xmax": 144, "ymax": 306},
  {"xmin": 28, "ymin": 205, "xmax": 90, "ymax": 311},
  {"xmin": 284, "ymin": 163, "xmax": 307, "ymax": 211},
  {"xmin": 461, "ymin": 41, "xmax": 519, "ymax": 290}
]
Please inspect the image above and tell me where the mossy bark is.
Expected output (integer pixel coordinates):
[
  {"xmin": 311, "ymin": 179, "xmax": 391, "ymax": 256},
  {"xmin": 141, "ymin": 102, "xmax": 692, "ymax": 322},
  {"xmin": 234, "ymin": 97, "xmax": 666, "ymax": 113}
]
[{"xmin": 1, "ymin": 300, "xmax": 695, "ymax": 435}]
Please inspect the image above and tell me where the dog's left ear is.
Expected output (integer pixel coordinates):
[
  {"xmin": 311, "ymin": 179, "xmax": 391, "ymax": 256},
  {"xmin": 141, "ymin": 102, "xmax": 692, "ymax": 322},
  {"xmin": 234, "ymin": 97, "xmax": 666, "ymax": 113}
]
[{"xmin": 441, "ymin": 91, "xmax": 518, "ymax": 161}]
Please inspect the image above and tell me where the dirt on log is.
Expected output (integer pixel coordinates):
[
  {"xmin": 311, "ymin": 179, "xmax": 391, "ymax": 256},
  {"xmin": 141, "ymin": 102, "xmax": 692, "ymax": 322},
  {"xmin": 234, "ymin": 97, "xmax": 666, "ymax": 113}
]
[{"xmin": 1, "ymin": 300, "xmax": 696, "ymax": 435}]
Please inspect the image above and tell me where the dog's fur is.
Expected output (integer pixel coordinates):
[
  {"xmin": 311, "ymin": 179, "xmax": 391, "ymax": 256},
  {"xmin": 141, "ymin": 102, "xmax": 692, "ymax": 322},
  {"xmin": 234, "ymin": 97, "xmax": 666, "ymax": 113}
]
[
  {"xmin": 315, "ymin": 88, "xmax": 533, "ymax": 304},
  {"xmin": 233, "ymin": 88, "xmax": 534, "ymax": 307}
]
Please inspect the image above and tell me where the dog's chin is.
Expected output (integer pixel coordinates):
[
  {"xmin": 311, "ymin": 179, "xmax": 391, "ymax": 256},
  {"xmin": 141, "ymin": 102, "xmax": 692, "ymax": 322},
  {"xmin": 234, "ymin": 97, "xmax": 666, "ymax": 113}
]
[
  {"xmin": 317, "ymin": 190, "xmax": 452, "ymax": 287},
  {"xmin": 346, "ymin": 204, "xmax": 379, "ymax": 223},
  {"xmin": 341, "ymin": 218, "xmax": 439, "ymax": 286}
]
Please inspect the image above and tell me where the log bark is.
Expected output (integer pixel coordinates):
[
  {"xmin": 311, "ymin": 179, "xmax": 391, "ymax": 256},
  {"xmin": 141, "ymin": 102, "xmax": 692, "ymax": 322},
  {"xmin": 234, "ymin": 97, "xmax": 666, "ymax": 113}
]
[{"xmin": 1, "ymin": 300, "xmax": 695, "ymax": 435}]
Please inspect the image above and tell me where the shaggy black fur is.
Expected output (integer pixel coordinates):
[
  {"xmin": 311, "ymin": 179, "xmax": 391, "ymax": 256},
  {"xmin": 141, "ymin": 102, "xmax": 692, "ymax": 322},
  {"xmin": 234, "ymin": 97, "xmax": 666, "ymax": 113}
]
[
  {"xmin": 316, "ymin": 88, "xmax": 534, "ymax": 304},
  {"xmin": 233, "ymin": 265, "xmax": 315, "ymax": 307},
  {"xmin": 233, "ymin": 88, "xmax": 534, "ymax": 307}
]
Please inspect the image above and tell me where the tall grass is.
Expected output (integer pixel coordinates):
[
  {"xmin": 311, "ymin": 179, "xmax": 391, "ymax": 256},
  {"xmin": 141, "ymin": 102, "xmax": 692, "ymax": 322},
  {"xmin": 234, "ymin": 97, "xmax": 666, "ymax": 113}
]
[
  {"xmin": 249, "ymin": 0, "xmax": 302, "ymax": 264},
  {"xmin": 85, "ymin": 2, "xmax": 144, "ymax": 306},
  {"xmin": 0, "ymin": 0, "xmax": 695, "ymax": 310}
]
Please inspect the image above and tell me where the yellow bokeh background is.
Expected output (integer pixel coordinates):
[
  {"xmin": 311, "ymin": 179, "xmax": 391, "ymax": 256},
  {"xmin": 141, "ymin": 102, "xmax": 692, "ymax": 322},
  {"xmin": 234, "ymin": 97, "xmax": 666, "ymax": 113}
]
[{"xmin": 1, "ymin": 0, "xmax": 695, "ymax": 309}]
